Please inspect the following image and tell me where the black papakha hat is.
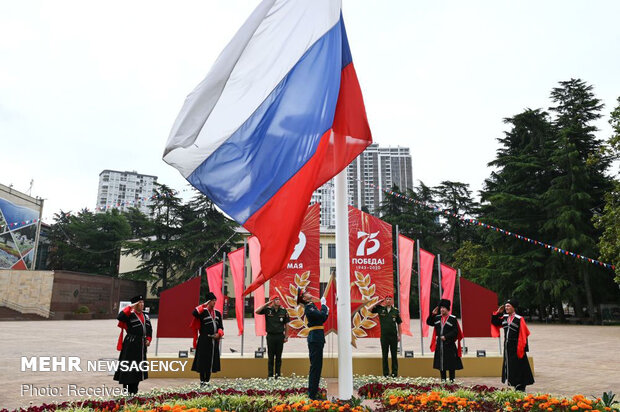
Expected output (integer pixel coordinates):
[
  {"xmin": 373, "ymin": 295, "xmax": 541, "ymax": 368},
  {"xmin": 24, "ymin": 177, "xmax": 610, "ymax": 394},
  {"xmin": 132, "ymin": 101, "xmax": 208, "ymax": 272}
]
[
  {"xmin": 205, "ymin": 292, "xmax": 217, "ymax": 301},
  {"xmin": 438, "ymin": 299, "xmax": 451, "ymax": 310},
  {"xmin": 130, "ymin": 295, "xmax": 144, "ymax": 304},
  {"xmin": 505, "ymin": 298, "xmax": 519, "ymax": 310}
]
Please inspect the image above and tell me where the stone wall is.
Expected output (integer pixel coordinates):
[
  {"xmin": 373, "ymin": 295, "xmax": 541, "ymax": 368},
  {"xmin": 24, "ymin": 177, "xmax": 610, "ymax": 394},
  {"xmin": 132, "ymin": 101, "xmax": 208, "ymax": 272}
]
[
  {"xmin": 50, "ymin": 271, "xmax": 146, "ymax": 319},
  {"xmin": 0, "ymin": 270, "xmax": 54, "ymax": 317},
  {"xmin": 0, "ymin": 270, "xmax": 146, "ymax": 319}
]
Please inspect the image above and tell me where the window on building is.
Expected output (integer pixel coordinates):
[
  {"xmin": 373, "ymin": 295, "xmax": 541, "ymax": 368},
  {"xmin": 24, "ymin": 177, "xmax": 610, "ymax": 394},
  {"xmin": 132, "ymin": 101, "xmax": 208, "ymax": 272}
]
[
  {"xmin": 319, "ymin": 245, "xmax": 322, "ymax": 258},
  {"xmin": 319, "ymin": 282, "xmax": 327, "ymax": 296},
  {"xmin": 328, "ymin": 243, "xmax": 336, "ymax": 259}
]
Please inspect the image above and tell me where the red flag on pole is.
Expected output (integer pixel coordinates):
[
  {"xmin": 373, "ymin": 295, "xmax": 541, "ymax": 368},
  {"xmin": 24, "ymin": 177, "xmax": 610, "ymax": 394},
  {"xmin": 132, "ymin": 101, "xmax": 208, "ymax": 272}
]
[
  {"xmin": 349, "ymin": 206, "xmax": 393, "ymax": 338},
  {"xmin": 228, "ymin": 247, "xmax": 246, "ymax": 336},
  {"xmin": 419, "ymin": 248, "xmax": 435, "ymax": 337},
  {"xmin": 157, "ymin": 277, "xmax": 201, "ymax": 338},
  {"xmin": 398, "ymin": 235, "xmax": 414, "ymax": 336},
  {"xmin": 440, "ymin": 263, "xmax": 457, "ymax": 314},
  {"xmin": 249, "ymin": 236, "xmax": 266, "ymax": 337},
  {"xmin": 459, "ymin": 277, "xmax": 499, "ymax": 338},
  {"xmin": 269, "ymin": 204, "xmax": 321, "ymax": 338},
  {"xmin": 206, "ymin": 262, "xmax": 224, "ymax": 314}
]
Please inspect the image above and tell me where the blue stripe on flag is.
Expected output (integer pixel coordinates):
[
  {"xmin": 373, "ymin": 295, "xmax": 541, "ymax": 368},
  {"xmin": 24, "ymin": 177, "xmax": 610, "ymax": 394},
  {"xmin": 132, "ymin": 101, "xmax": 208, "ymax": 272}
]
[
  {"xmin": 340, "ymin": 15, "xmax": 352, "ymax": 68},
  {"xmin": 188, "ymin": 20, "xmax": 343, "ymax": 223}
]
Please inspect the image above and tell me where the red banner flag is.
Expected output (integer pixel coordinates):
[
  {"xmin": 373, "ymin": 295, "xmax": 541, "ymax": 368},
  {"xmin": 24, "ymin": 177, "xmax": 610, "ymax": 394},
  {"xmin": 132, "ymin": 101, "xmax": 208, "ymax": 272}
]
[
  {"xmin": 459, "ymin": 277, "xmax": 499, "ymax": 338},
  {"xmin": 440, "ymin": 263, "xmax": 457, "ymax": 314},
  {"xmin": 228, "ymin": 247, "xmax": 246, "ymax": 336},
  {"xmin": 157, "ymin": 277, "xmax": 201, "ymax": 338},
  {"xmin": 249, "ymin": 236, "xmax": 266, "ymax": 337},
  {"xmin": 349, "ymin": 206, "xmax": 393, "ymax": 339},
  {"xmin": 419, "ymin": 248, "xmax": 435, "ymax": 337},
  {"xmin": 206, "ymin": 262, "xmax": 224, "ymax": 314},
  {"xmin": 269, "ymin": 204, "xmax": 321, "ymax": 338},
  {"xmin": 398, "ymin": 235, "xmax": 414, "ymax": 336}
]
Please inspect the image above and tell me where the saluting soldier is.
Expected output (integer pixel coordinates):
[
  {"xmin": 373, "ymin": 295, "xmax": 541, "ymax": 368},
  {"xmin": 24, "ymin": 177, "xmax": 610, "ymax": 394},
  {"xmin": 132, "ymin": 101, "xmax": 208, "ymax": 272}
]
[
  {"xmin": 368, "ymin": 295, "xmax": 402, "ymax": 377},
  {"xmin": 491, "ymin": 298, "xmax": 534, "ymax": 391},
  {"xmin": 114, "ymin": 295, "xmax": 152, "ymax": 395},
  {"xmin": 255, "ymin": 295, "xmax": 290, "ymax": 378},
  {"xmin": 426, "ymin": 299, "xmax": 463, "ymax": 382},
  {"xmin": 297, "ymin": 288, "xmax": 329, "ymax": 400},
  {"xmin": 190, "ymin": 292, "xmax": 224, "ymax": 386}
]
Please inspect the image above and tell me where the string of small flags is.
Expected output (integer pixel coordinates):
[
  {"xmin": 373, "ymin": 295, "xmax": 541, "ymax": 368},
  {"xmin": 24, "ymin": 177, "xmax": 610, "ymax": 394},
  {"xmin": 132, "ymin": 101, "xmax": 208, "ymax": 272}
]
[
  {"xmin": 0, "ymin": 218, "xmax": 41, "ymax": 230},
  {"xmin": 361, "ymin": 179, "xmax": 616, "ymax": 271}
]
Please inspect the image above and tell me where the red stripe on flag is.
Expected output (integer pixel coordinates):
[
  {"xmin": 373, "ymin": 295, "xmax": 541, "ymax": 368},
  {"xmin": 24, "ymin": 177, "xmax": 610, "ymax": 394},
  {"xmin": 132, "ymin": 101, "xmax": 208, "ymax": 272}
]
[{"xmin": 243, "ymin": 62, "xmax": 371, "ymax": 296}]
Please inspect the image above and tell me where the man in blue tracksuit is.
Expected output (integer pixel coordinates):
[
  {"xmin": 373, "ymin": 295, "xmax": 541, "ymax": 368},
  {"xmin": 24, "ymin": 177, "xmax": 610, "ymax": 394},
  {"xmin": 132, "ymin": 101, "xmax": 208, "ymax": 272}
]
[{"xmin": 298, "ymin": 289, "xmax": 329, "ymax": 400}]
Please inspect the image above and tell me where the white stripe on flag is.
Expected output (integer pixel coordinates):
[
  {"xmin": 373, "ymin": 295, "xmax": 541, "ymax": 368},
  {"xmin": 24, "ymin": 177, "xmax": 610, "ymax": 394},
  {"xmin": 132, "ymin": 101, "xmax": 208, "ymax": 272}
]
[{"xmin": 164, "ymin": 0, "xmax": 341, "ymax": 177}]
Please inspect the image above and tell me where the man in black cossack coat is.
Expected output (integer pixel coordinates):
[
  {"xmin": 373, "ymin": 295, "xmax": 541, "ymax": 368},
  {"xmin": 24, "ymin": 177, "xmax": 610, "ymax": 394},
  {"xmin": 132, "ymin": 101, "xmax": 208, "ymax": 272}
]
[
  {"xmin": 426, "ymin": 299, "xmax": 463, "ymax": 382},
  {"xmin": 491, "ymin": 298, "xmax": 534, "ymax": 391},
  {"xmin": 190, "ymin": 291, "xmax": 224, "ymax": 385},
  {"xmin": 114, "ymin": 295, "xmax": 152, "ymax": 395}
]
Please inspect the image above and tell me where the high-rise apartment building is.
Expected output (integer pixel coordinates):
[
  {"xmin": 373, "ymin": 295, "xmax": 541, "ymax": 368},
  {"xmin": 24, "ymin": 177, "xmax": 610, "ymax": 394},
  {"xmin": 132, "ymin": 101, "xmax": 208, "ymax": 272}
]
[
  {"xmin": 96, "ymin": 170, "xmax": 157, "ymax": 216},
  {"xmin": 311, "ymin": 144, "xmax": 413, "ymax": 227}
]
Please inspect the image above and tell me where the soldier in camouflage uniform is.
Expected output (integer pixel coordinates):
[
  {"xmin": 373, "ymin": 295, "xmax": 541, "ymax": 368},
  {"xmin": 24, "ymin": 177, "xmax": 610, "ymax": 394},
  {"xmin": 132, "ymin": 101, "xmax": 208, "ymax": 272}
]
[
  {"xmin": 369, "ymin": 295, "xmax": 402, "ymax": 377},
  {"xmin": 256, "ymin": 295, "xmax": 290, "ymax": 378}
]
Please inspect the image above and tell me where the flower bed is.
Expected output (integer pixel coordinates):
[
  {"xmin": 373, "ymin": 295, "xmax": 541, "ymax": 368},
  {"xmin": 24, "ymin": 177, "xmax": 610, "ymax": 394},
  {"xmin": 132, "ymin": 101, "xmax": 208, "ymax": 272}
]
[
  {"xmin": 3, "ymin": 377, "xmax": 324, "ymax": 412},
  {"xmin": 4, "ymin": 376, "xmax": 617, "ymax": 412},
  {"xmin": 379, "ymin": 388, "xmax": 616, "ymax": 412},
  {"xmin": 502, "ymin": 394, "xmax": 614, "ymax": 411},
  {"xmin": 266, "ymin": 399, "xmax": 369, "ymax": 412}
]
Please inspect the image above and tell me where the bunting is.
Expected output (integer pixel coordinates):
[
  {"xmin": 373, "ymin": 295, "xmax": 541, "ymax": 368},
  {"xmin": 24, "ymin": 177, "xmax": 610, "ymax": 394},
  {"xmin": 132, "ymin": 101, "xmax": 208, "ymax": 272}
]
[{"xmin": 361, "ymin": 179, "xmax": 616, "ymax": 271}]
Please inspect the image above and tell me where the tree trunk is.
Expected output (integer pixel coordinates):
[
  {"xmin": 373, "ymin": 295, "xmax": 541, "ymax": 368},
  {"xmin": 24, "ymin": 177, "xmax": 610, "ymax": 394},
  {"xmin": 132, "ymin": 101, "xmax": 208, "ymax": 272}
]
[
  {"xmin": 582, "ymin": 269, "xmax": 598, "ymax": 324},
  {"xmin": 555, "ymin": 302, "xmax": 566, "ymax": 322},
  {"xmin": 572, "ymin": 291, "xmax": 585, "ymax": 318},
  {"xmin": 538, "ymin": 304, "xmax": 547, "ymax": 322},
  {"xmin": 569, "ymin": 268, "xmax": 585, "ymax": 318}
]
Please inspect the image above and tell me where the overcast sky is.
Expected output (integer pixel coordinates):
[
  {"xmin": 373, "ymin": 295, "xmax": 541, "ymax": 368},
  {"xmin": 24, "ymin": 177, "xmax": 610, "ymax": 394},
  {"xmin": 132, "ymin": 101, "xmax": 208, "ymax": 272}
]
[{"xmin": 1, "ymin": 0, "xmax": 619, "ymax": 222}]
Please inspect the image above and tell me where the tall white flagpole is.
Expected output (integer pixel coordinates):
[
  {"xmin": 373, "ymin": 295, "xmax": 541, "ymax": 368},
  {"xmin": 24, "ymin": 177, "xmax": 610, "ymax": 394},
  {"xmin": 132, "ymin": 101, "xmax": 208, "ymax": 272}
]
[{"xmin": 335, "ymin": 170, "xmax": 353, "ymax": 399}]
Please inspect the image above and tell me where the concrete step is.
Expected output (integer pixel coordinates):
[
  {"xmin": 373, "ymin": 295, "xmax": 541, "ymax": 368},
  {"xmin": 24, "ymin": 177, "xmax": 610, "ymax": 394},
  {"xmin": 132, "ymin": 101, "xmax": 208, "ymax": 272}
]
[{"xmin": 0, "ymin": 306, "xmax": 47, "ymax": 321}]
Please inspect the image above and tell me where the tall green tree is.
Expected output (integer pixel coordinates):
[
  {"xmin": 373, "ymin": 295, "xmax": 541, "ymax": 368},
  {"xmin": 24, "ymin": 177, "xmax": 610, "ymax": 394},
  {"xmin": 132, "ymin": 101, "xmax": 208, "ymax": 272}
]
[
  {"xmin": 379, "ymin": 182, "xmax": 443, "ymax": 252},
  {"xmin": 122, "ymin": 184, "xmax": 185, "ymax": 293},
  {"xmin": 123, "ymin": 207, "xmax": 154, "ymax": 238},
  {"xmin": 594, "ymin": 96, "xmax": 620, "ymax": 283},
  {"xmin": 433, "ymin": 181, "xmax": 478, "ymax": 258},
  {"xmin": 544, "ymin": 79, "xmax": 615, "ymax": 319},
  {"xmin": 48, "ymin": 208, "xmax": 132, "ymax": 275},
  {"xmin": 176, "ymin": 191, "xmax": 240, "ymax": 279},
  {"xmin": 478, "ymin": 109, "xmax": 560, "ymax": 313}
]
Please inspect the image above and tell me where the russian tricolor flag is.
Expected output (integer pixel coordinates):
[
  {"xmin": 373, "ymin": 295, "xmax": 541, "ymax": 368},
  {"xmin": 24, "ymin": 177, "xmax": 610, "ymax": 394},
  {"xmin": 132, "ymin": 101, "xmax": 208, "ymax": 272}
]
[{"xmin": 164, "ymin": 0, "xmax": 372, "ymax": 294}]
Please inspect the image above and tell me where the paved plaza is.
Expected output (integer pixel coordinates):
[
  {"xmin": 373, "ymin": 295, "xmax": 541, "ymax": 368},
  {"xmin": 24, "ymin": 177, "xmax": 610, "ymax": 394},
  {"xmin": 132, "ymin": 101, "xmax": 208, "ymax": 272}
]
[{"xmin": 0, "ymin": 318, "xmax": 618, "ymax": 409}]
